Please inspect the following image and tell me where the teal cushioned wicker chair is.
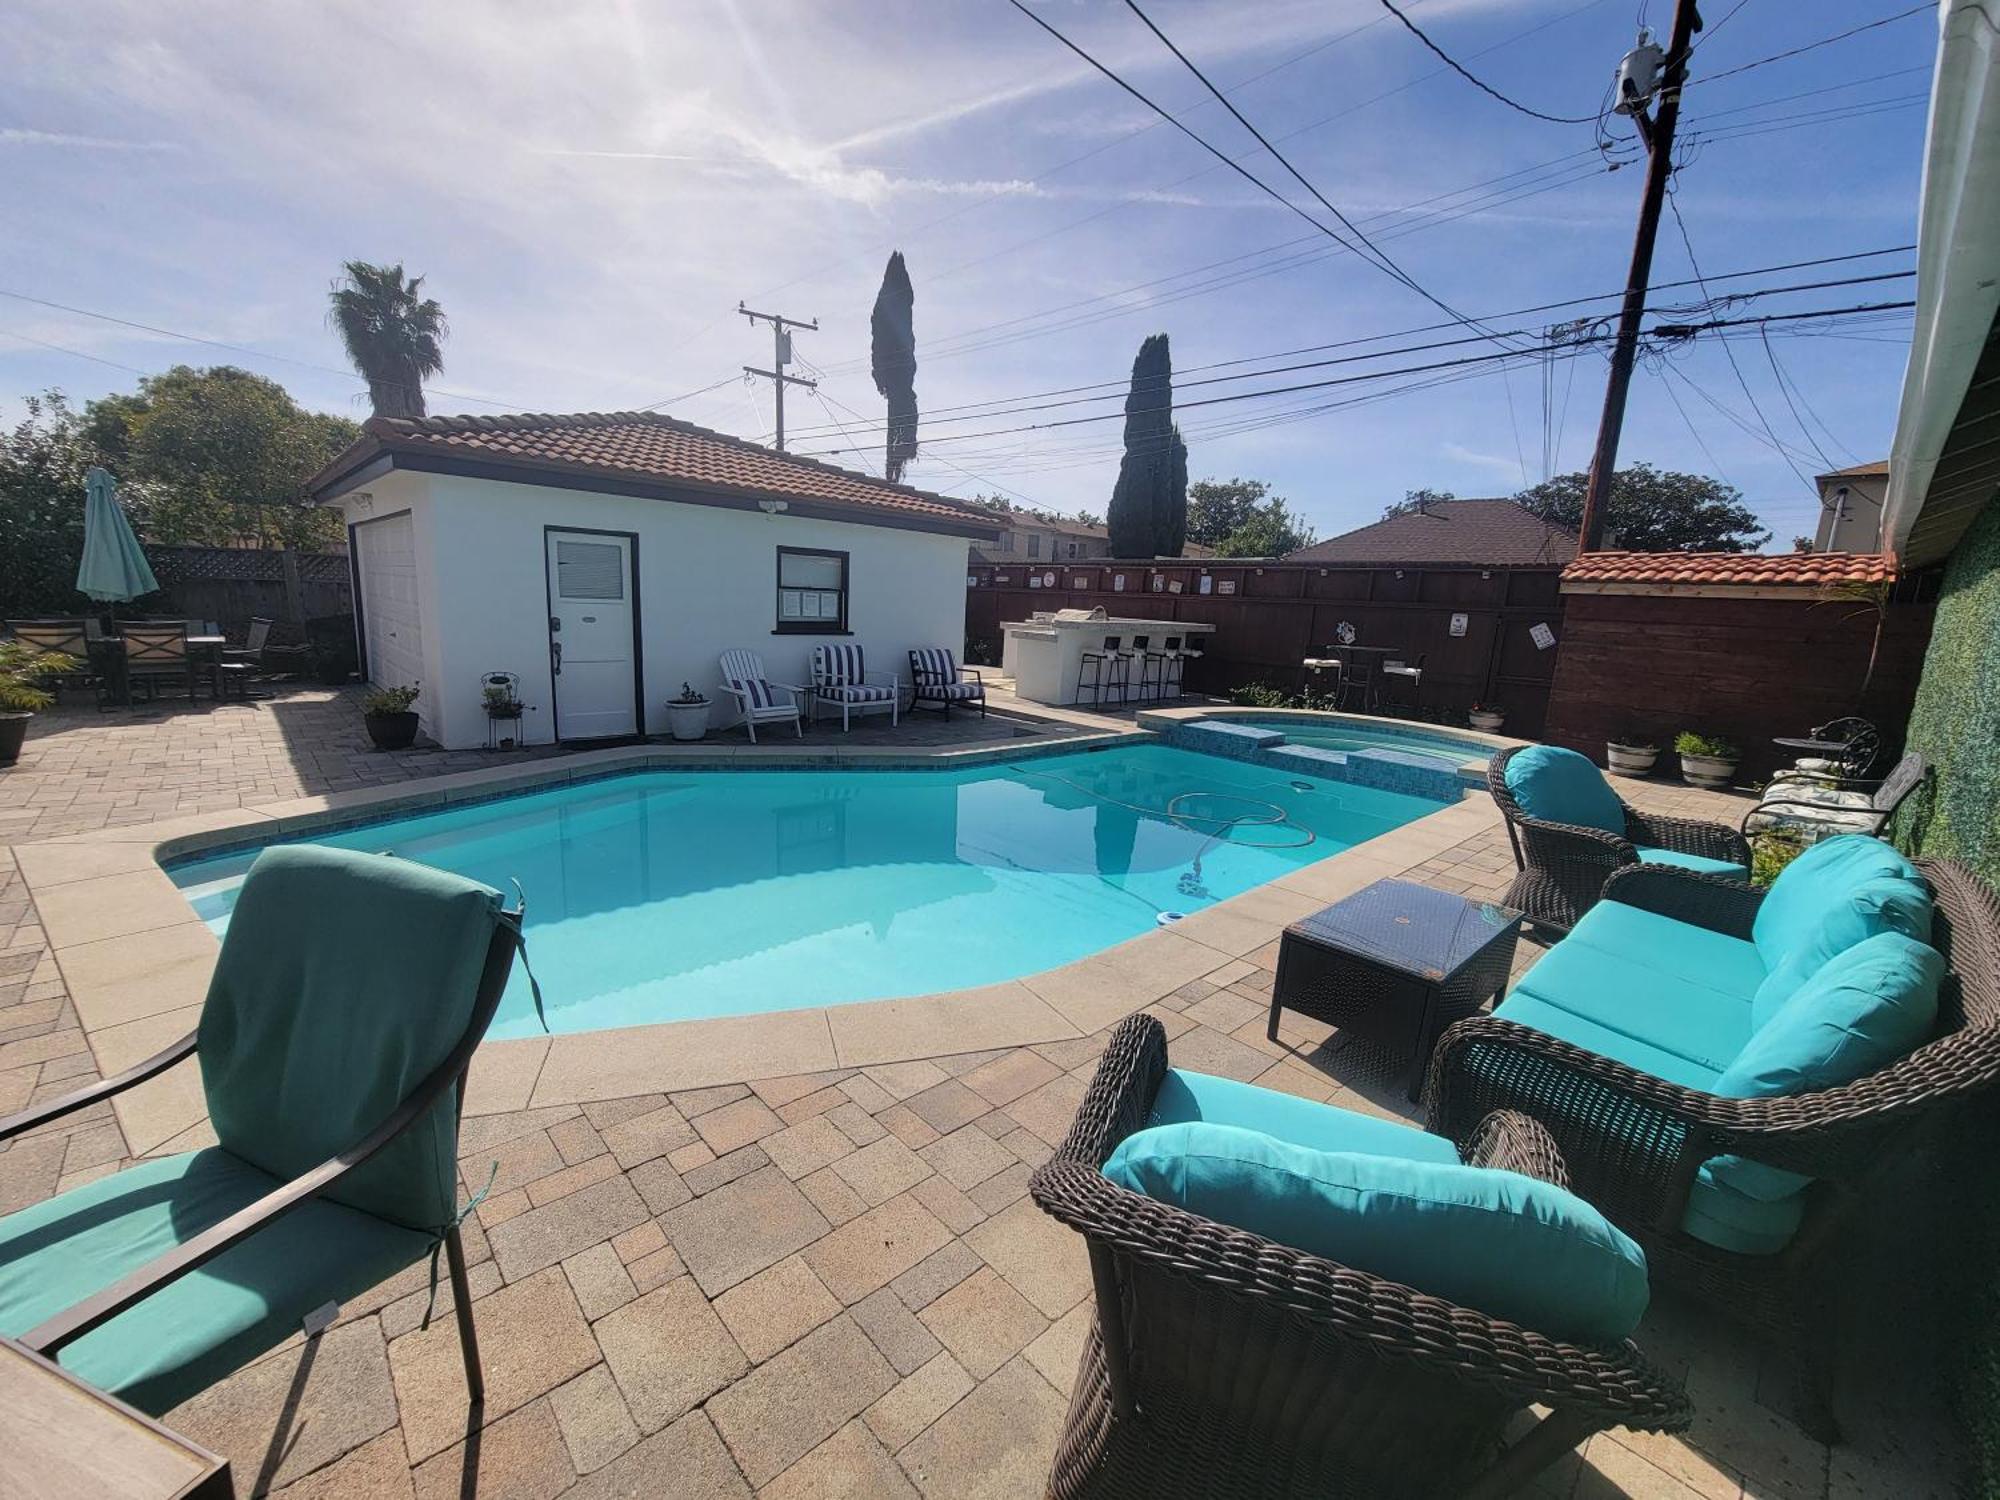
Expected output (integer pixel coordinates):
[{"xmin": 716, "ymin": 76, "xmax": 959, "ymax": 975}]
[{"xmin": 0, "ymin": 846, "xmax": 523, "ymax": 1415}]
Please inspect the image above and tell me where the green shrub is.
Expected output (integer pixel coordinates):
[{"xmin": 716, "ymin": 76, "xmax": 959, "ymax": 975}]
[
  {"xmin": 362, "ymin": 682, "xmax": 419, "ymax": 716},
  {"xmin": 1227, "ymin": 682, "xmax": 1292, "ymax": 708},
  {"xmin": 1674, "ymin": 730, "xmax": 1738, "ymax": 759}
]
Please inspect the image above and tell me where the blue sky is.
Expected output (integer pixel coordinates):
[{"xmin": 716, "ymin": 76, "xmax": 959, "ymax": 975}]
[{"xmin": 2, "ymin": 0, "xmax": 1936, "ymax": 547}]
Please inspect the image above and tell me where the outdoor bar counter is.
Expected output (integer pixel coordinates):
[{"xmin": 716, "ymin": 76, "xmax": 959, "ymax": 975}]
[{"xmin": 999, "ymin": 610, "xmax": 1215, "ymax": 706}]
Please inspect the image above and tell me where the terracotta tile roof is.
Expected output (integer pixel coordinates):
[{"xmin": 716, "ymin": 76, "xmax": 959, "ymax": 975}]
[
  {"xmin": 1817, "ymin": 459, "xmax": 1889, "ymax": 480},
  {"xmin": 1562, "ymin": 550, "xmax": 1898, "ymax": 587},
  {"xmin": 309, "ymin": 411, "xmax": 1001, "ymax": 535},
  {"xmin": 1285, "ymin": 499, "xmax": 1576, "ymax": 567}
]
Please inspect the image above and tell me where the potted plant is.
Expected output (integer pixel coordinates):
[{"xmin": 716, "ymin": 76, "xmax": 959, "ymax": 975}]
[
  {"xmin": 1468, "ymin": 702, "xmax": 1505, "ymax": 733},
  {"xmin": 483, "ymin": 682, "xmax": 525, "ymax": 749},
  {"xmin": 664, "ymin": 682, "xmax": 711, "ymax": 742},
  {"xmin": 362, "ymin": 682, "xmax": 421, "ymax": 751},
  {"xmin": 0, "ymin": 641, "xmax": 77, "ymax": 767},
  {"xmin": 1675, "ymin": 730, "xmax": 1740, "ymax": 790},
  {"xmin": 1605, "ymin": 732, "xmax": 1660, "ymax": 777}
]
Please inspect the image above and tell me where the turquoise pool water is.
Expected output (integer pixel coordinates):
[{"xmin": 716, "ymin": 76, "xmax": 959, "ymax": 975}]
[
  {"xmin": 1232, "ymin": 719, "xmax": 1489, "ymax": 770},
  {"xmin": 167, "ymin": 743, "xmax": 1442, "ymax": 1039}
]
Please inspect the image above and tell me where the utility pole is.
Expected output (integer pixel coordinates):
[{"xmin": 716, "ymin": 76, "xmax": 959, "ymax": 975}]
[
  {"xmin": 1576, "ymin": 0, "xmax": 1702, "ymax": 553},
  {"xmin": 739, "ymin": 303, "xmax": 818, "ymax": 451}
]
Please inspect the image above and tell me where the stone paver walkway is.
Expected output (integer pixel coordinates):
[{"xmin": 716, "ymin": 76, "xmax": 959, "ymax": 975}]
[{"xmin": 0, "ymin": 697, "xmax": 1954, "ymax": 1498}]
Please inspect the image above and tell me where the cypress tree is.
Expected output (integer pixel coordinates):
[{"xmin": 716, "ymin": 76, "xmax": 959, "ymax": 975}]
[
  {"xmin": 1107, "ymin": 333, "xmax": 1186, "ymax": 557},
  {"xmin": 869, "ymin": 252, "xmax": 918, "ymax": 483}
]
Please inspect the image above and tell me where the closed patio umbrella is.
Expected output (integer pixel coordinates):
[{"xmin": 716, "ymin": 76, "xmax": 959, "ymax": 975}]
[{"xmin": 76, "ymin": 466, "xmax": 159, "ymax": 602}]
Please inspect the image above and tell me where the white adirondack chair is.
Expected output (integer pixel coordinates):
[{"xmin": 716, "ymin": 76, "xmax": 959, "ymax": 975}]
[{"xmin": 717, "ymin": 649, "xmax": 803, "ymax": 743}]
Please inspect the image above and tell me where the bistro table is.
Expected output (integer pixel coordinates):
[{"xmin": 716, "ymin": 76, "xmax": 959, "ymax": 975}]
[
  {"xmin": 1268, "ymin": 878, "xmax": 1521, "ymax": 1100},
  {"xmin": 0, "ymin": 1335, "xmax": 232, "ymax": 1498}
]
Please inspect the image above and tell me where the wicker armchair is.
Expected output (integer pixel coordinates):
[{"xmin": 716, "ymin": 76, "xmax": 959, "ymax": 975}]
[
  {"xmin": 1028, "ymin": 1013, "xmax": 1689, "ymax": 1499},
  {"xmin": 1423, "ymin": 857, "xmax": 2000, "ymax": 1439},
  {"xmin": 1489, "ymin": 744, "xmax": 1750, "ymax": 933}
]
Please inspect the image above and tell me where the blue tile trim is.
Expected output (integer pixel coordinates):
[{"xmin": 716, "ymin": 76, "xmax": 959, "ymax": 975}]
[{"xmin": 1161, "ymin": 720, "xmax": 1461, "ymax": 803}]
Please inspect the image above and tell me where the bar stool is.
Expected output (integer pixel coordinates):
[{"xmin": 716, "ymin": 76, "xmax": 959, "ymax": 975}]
[
  {"xmin": 1381, "ymin": 654, "xmax": 1426, "ymax": 718},
  {"xmin": 1142, "ymin": 635, "xmax": 1185, "ymax": 701},
  {"xmin": 1334, "ymin": 654, "xmax": 1377, "ymax": 713},
  {"xmin": 1127, "ymin": 636, "xmax": 1161, "ymax": 702},
  {"xmin": 1077, "ymin": 635, "xmax": 1131, "ymax": 706}
]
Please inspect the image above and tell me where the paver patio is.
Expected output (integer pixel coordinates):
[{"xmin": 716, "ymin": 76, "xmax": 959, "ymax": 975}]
[{"xmin": 0, "ymin": 688, "xmax": 1955, "ymax": 1497}]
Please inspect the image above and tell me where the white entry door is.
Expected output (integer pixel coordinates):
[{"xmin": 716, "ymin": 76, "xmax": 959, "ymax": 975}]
[
  {"xmin": 356, "ymin": 512, "xmax": 425, "ymax": 692},
  {"xmin": 546, "ymin": 530, "xmax": 638, "ymax": 740}
]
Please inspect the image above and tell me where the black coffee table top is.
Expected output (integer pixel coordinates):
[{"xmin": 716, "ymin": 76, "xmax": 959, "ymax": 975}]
[{"xmin": 1287, "ymin": 878, "xmax": 1520, "ymax": 983}]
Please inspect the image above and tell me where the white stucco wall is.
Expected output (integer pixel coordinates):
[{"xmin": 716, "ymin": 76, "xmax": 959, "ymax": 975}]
[{"xmin": 336, "ymin": 472, "xmax": 976, "ymax": 750}]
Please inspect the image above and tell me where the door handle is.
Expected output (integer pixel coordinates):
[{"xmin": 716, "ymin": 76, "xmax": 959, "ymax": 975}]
[{"xmin": 551, "ymin": 640, "xmax": 563, "ymax": 675}]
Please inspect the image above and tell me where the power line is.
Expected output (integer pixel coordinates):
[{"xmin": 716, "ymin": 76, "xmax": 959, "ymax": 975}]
[
  {"xmin": 1373, "ymin": 0, "xmax": 1606, "ymax": 123},
  {"xmin": 1001, "ymin": 0, "xmax": 1506, "ymax": 342},
  {"xmin": 1698, "ymin": 3, "xmax": 1934, "ymax": 84}
]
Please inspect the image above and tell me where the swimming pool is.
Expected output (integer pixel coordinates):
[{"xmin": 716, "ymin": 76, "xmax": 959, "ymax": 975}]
[
  {"xmin": 1229, "ymin": 718, "xmax": 1490, "ymax": 770},
  {"xmin": 167, "ymin": 743, "xmax": 1442, "ymax": 1039}
]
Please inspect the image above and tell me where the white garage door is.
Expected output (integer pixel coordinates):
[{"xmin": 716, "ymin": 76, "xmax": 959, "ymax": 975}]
[{"xmin": 356, "ymin": 513, "xmax": 425, "ymax": 693}]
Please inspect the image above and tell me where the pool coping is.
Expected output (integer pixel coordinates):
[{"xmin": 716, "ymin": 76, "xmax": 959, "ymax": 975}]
[
  {"xmin": 14, "ymin": 726, "xmax": 1506, "ymax": 1158},
  {"xmin": 1135, "ymin": 705, "xmax": 1529, "ymax": 789}
]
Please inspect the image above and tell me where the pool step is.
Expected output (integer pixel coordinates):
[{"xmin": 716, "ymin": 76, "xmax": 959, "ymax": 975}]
[{"xmin": 1166, "ymin": 719, "xmax": 1464, "ymax": 804}]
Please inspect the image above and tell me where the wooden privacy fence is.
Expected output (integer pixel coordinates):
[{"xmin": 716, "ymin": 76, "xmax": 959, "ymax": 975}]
[
  {"xmin": 144, "ymin": 545, "xmax": 351, "ymax": 630},
  {"xmin": 966, "ymin": 558, "xmax": 1568, "ymax": 737}
]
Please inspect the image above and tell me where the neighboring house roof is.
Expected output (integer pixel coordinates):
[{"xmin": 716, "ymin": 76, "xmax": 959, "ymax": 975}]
[
  {"xmin": 306, "ymin": 411, "xmax": 1002, "ymax": 539},
  {"xmin": 1285, "ymin": 499, "xmax": 1576, "ymax": 567},
  {"xmin": 1562, "ymin": 551, "xmax": 1898, "ymax": 589},
  {"xmin": 1817, "ymin": 460, "xmax": 1890, "ymax": 482}
]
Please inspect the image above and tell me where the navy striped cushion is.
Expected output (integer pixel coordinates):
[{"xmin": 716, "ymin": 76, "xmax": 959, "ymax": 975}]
[
  {"xmin": 733, "ymin": 677, "xmax": 778, "ymax": 710},
  {"xmin": 823, "ymin": 684, "xmax": 895, "ymax": 703},
  {"xmin": 931, "ymin": 681, "xmax": 983, "ymax": 700},
  {"xmin": 911, "ymin": 647, "xmax": 956, "ymax": 684},
  {"xmin": 816, "ymin": 644, "xmax": 866, "ymax": 686}
]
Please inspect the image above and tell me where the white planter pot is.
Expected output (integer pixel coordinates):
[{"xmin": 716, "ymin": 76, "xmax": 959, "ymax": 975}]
[
  {"xmin": 1605, "ymin": 743, "xmax": 1660, "ymax": 777},
  {"xmin": 664, "ymin": 701, "xmax": 711, "ymax": 742},
  {"xmin": 1468, "ymin": 711, "xmax": 1505, "ymax": 733},
  {"xmin": 1680, "ymin": 753, "xmax": 1738, "ymax": 790}
]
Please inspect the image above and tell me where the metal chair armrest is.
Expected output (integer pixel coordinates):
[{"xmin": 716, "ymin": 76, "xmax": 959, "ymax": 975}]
[{"xmin": 0, "ymin": 1032, "xmax": 197, "ymax": 1143}]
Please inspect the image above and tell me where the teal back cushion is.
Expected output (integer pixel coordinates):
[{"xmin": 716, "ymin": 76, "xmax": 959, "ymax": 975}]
[
  {"xmin": 1720, "ymin": 932, "xmax": 1942, "ymax": 1099},
  {"xmin": 1502, "ymin": 745, "xmax": 1627, "ymax": 835},
  {"xmin": 1103, "ymin": 1121, "xmax": 1648, "ymax": 1344},
  {"xmin": 1753, "ymin": 836, "xmax": 1923, "ymax": 965},
  {"xmin": 199, "ymin": 846, "xmax": 504, "ymax": 1232},
  {"xmin": 1750, "ymin": 878, "xmax": 1934, "ymax": 1027}
]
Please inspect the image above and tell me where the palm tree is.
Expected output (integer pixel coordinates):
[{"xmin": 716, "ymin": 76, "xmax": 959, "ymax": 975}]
[{"xmin": 329, "ymin": 262, "xmax": 447, "ymax": 419}]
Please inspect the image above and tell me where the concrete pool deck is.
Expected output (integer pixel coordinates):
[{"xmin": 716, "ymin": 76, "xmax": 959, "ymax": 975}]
[{"xmin": 11, "ymin": 710, "xmax": 1497, "ymax": 1159}]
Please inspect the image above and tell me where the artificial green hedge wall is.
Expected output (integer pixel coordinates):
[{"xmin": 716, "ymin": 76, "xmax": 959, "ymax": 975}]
[
  {"xmin": 1899, "ymin": 493, "xmax": 2000, "ymax": 884},
  {"xmin": 1895, "ymin": 492, "xmax": 2000, "ymax": 1495}
]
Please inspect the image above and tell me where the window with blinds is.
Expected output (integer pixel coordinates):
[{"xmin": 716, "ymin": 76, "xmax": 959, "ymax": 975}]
[
  {"xmin": 555, "ymin": 540, "xmax": 625, "ymax": 600},
  {"xmin": 776, "ymin": 546, "xmax": 848, "ymax": 632}
]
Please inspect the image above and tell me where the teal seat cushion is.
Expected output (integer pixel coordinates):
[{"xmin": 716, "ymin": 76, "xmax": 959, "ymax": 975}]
[
  {"xmin": 1567, "ymin": 901, "xmax": 1767, "ymax": 999},
  {"xmin": 200, "ymin": 846, "xmax": 504, "ymax": 1233},
  {"xmin": 0, "ymin": 1150, "xmax": 431, "ymax": 1415},
  {"xmin": 1146, "ymin": 1068, "xmax": 1462, "ymax": 1164},
  {"xmin": 1750, "ymin": 837, "xmax": 1930, "ymax": 1024},
  {"xmin": 1680, "ymin": 1174, "xmax": 1807, "ymax": 1256},
  {"xmin": 1506, "ymin": 942, "xmax": 1754, "ymax": 1072},
  {"xmin": 1637, "ymin": 846, "xmax": 1749, "ymax": 879},
  {"xmin": 1502, "ymin": 746, "xmax": 1628, "ymax": 836},
  {"xmin": 1105, "ymin": 1120, "xmax": 1648, "ymax": 1343},
  {"xmin": 1493, "ymin": 993, "xmax": 1725, "ymax": 1091}
]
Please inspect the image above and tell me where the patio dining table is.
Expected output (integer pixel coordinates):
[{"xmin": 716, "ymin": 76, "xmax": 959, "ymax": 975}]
[{"xmin": 91, "ymin": 634, "xmax": 231, "ymax": 707}]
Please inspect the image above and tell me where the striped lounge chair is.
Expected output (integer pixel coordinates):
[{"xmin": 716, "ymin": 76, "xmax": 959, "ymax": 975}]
[
  {"xmin": 809, "ymin": 644, "xmax": 900, "ymax": 732},
  {"xmin": 909, "ymin": 647, "xmax": 986, "ymax": 719},
  {"xmin": 717, "ymin": 649, "xmax": 803, "ymax": 743}
]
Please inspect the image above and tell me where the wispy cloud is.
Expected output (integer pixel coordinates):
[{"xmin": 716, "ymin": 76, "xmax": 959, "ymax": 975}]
[{"xmin": 0, "ymin": 127, "xmax": 181, "ymax": 151}]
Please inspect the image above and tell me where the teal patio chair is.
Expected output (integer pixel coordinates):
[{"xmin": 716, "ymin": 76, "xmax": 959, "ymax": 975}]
[{"xmin": 0, "ymin": 845, "xmax": 524, "ymax": 1416}]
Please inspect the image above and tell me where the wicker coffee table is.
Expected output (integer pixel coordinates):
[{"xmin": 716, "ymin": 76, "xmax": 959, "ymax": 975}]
[{"xmin": 1269, "ymin": 878, "xmax": 1521, "ymax": 1100}]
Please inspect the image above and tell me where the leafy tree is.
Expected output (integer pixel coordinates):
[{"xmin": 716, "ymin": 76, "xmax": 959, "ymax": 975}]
[
  {"xmin": 0, "ymin": 392, "xmax": 107, "ymax": 615},
  {"xmin": 1214, "ymin": 494, "xmax": 1316, "ymax": 557},
  {"xmin": 965, "ymin": 493, "xmax": 1104, "ymax": 528},
  {"xmin": 1187, "ymin": 477, "xmax": 1269, "ymax": 546},
  {"xmin": 329, "ymin": 260, "xmax": 446, "ymax": 419},
  {"xmin": 84, "ymin": 366, "xmax": 357, "ymax": 549},
  {"xmin": 870, "ymin": 251, "xmax": 918, "ymax": 483},
  {"xmin": 1107, "ymin": 334, "xmax": 1187, "ymax": 558},
  {"xmin": 1513, "ymin": 464, "xmax": 1769, "ymax": 551},
  {"xmin": 1381, "ymin": 487, "xmax": 1457, "ymax": 520}
]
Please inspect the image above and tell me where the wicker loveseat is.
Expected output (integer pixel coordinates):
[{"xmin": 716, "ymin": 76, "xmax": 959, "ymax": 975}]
[
  {"xmin": 1029, "ymin": 1013, "xmax": 1689, "ymax": 1499},
  {"xmin": 1424, "ymin": 844, "xmax": 2000, "ymax": 1437},
  {"xmin": 1489, "ymin": 744, "xmax": 1751, "ymax": 933}
]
